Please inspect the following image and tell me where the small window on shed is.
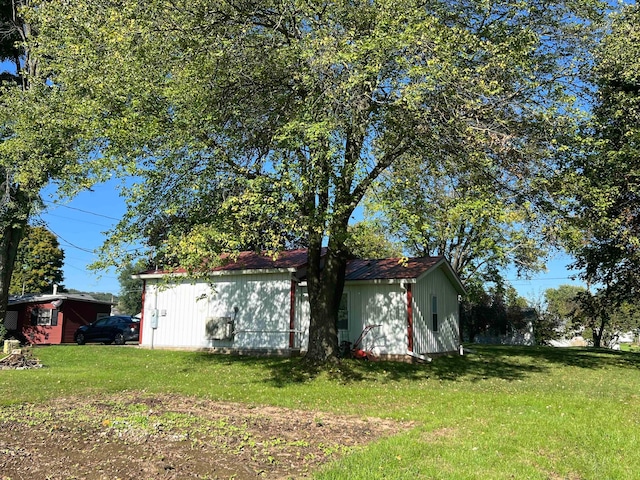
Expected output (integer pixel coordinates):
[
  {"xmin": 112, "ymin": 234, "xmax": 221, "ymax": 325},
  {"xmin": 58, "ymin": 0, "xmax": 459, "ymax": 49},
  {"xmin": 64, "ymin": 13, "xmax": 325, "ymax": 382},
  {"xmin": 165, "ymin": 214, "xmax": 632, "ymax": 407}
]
[
  {"xmin": 31, "ymin": 308, "xmax": 58, "ymax": 326},
  {"xmin": 337, "ymin": 293, "xmax": 349, "ymax": 331},
  {"xmin": 432, "ymin": 296, "xmax": 438, "ymax": 332}
]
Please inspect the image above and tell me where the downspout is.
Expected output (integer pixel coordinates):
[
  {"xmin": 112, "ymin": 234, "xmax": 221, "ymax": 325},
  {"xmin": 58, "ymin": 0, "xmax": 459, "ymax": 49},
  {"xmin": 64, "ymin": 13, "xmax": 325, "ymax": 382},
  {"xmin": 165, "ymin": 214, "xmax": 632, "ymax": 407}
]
[
  {"xmin": 151, "ymin": 281, "xmax": 158, "ymax": 350},
  {"xmin": 289, "ymin": 279, "xmax": 296, "ymax": 349}
]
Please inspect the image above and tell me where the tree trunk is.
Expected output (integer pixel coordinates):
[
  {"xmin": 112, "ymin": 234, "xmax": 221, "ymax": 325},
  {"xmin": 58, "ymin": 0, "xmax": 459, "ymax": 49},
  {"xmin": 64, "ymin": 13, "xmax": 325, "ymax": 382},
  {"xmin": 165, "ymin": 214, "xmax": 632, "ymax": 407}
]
[
  {"xmin": 0, "ymin": 211, "xmax": 28, "ymax": 324},
  {"xmin": 592, "ymin": 314, "xmax": 608, "ymax": 348},
  {"xmin": 305, "ymin": 222, "xmax": 350, "ymax": 362},
  {"xmin": 592, "ymin": 327, "xmax": 602, "ymax": 348}
]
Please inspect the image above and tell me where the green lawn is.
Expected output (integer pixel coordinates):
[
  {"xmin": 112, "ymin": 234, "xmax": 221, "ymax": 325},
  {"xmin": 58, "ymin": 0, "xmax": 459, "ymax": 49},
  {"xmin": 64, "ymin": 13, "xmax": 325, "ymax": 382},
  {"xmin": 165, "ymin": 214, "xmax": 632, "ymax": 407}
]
[{"xmin": 2, "ymin": 344, "xmax": 639, "ymax": 479}]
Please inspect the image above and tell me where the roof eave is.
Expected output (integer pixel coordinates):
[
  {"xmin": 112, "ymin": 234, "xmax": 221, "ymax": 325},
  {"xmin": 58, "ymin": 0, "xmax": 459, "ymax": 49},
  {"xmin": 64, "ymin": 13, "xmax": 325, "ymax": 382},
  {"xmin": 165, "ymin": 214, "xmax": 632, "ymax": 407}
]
[
  {"xmin": 344, "ymin": 278, "xmax": 418, "ymax": 285},
  {"xmin": 134, "ymin": 267, "xmax": 299, "ymax": 280},
  {"xmin": 8, "ymin": 294, "xmax": 113, "ymax": 306}
]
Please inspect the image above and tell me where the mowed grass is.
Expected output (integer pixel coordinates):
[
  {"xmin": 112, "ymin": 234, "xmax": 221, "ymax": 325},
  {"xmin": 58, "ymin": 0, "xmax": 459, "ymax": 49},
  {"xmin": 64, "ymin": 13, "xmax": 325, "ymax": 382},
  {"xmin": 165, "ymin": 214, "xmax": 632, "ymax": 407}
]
[{"xmin": 2, "ymin": 344, "xmax": 640, "ymax": 479}]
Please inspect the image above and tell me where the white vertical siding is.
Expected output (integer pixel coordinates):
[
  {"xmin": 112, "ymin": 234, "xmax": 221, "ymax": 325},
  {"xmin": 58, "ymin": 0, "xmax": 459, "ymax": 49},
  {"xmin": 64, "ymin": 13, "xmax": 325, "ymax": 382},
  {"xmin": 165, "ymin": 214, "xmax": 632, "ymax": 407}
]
[
  {"xmin": 342, "ymin": 284, "xmax": 407, "ymax": 356},
  {"xmin": 294, "ymin": 284, "xmax": 406, "ymax": 355},
  {"xmin": 141, "ymin": 272, "xmax": 293, "ymax": 349},
  {"xmin": 295, "ymin": 285, "xmax": 310, "ymax": 351},
  {"xmin": 140, "ymin": 265, "xmax": 460, "ymax": 356},
  {"xmin": 412, "ymin": 267, "xmax": 460, "ymax": 354}
]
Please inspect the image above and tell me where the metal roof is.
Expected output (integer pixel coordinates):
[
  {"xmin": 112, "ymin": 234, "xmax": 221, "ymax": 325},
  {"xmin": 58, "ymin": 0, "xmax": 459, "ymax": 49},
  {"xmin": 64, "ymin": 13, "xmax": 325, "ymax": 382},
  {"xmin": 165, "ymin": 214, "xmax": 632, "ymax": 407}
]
[
  {"xmin": 209, "ymin": 249, "xmax": 311, "ymax": 272},
  {"xmin": 137, "ymin": 250, "xmax": 464, "ymax": 292},
  {"xmin": 139, "ymin": 249, "xmax": 312, "ymax": 277},
  {"xmin": 345, "ymin": 257, "xmax": 444, "ymax": 281}
]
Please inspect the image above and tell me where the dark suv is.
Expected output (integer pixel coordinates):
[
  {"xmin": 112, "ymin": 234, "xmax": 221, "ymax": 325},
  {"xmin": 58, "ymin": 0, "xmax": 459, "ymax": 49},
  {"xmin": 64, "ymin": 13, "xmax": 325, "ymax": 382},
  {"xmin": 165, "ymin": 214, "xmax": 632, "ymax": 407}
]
[{"xmin": 74, "ymin": 315, "xmax": 140, "ymax": 345}]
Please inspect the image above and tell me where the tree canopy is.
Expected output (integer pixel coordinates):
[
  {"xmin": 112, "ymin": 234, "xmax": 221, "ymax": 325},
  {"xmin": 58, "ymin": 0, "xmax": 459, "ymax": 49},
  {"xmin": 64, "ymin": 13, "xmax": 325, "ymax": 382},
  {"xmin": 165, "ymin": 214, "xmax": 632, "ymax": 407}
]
[
  {"xmin": 344, "ymin": 221, "xmax": 402, "ymax": 259},
  {"xmin": 544, "ymin": 284, "xmax": 640, "ymax": 348},
  {"xmin": 117, "ymin": 261, "xmax": 144, "ymax": 315},
  {"xmin": 569, "ymin": 3, "xmax": 640, "ymax": 303},
  {"xmin": 32, "ymin": 0, "xmax": 604, "ymax": 360},
  {"xmin": 367, "ymin": 156, "xmax": 549, "ymax": 289}
]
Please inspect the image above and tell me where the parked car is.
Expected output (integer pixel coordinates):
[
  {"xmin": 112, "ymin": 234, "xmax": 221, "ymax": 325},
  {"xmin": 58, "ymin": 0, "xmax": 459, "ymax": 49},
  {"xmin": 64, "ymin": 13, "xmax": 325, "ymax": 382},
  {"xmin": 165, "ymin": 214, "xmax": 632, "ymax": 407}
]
[{"xmin": 74, "ymin": 315, "xmax": 140, "ymax": 345}]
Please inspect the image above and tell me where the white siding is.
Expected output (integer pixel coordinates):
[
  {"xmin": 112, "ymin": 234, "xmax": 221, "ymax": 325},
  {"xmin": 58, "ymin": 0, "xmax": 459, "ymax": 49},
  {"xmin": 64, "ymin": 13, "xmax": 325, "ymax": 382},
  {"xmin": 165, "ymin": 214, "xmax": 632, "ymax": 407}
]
[
  {"xmin": 294, "ymin": 277, "xmax": 459, "ymax": 356},
  {"xmin": 295, "ymin": 285, "xmax": 310, "ymax": 351},
  {"xmin": 293, "ymin": 284, "xmax": 406, "ymax": 355},
  {"xmin": 140, "ymin": 264, "xmax": 460, "ymax": 356},
  {"xmin": 141, "ymin": 273, "xmax": 293, "ymax": 349},
  {"xmin": 342, "ymin": 284, "xmax": 407, "ymax": 356},
  {"xmin": 412, "ymin": 267, "xmax": 460, "ymax": 354}
]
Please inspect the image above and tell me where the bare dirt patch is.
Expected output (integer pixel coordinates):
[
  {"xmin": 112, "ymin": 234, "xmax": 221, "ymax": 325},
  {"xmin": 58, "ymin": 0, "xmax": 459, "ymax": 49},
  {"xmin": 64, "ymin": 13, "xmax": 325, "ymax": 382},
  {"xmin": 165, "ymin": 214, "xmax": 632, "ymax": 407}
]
[{"xmin": 0, "ymin": 393, "xmax": 406, "ymax": 479}]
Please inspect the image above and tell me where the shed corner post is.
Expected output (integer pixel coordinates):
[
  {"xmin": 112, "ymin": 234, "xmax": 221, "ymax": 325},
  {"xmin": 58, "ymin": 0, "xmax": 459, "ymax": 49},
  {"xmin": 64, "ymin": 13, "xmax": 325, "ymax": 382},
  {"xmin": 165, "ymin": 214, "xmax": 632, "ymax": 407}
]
[
  {"xmin": 289, "ymin": 279, "xmax": 296, "ymax": 349},
  {"xmin": 407, "ymin": 283, "xmax": 413, "ymax": 353},
  {"xmin": 139, "ymin": 279, "xmax": 146, "ymax": 345}
]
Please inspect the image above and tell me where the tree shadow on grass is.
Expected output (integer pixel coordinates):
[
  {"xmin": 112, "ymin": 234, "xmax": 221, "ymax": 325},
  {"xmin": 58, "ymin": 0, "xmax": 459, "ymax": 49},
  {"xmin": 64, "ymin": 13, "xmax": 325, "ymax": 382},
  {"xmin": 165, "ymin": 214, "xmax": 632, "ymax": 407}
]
[
  {"xmin": 187, "ymin": 352, "xmax": 325, "ymax": 384},
  {"xmin": 467, "ymin": 344, "xmax": 640, "ymax": 371},
  {"xmin": 187, "ymin": 345, "xmax": 640, "ymax": 389},
  {"xmin": 258, "ymin": 351, "xmax": 550, "ymax": 386},
  {"xmin": 186, "ymin": 349, "xmax": 545, "ymax": 386}
]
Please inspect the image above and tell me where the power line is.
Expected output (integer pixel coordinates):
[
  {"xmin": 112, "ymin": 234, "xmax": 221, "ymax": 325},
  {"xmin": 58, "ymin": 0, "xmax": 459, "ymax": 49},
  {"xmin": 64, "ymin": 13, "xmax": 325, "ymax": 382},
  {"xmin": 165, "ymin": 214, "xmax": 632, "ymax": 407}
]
[
  {"xmin": 64, "ymin": 262, "xmax": 92, "ymax": 272},
  {"xmin": 43, "ymin": 200, "xmax": 121, "ymax": 221},
  {"xmin": 63, "ymin": 262, "xmax": 119, "ymax": 281},
  {"xmin": 42, "ymin": 212, "xmax": 113, "ymax": 228},
  {"xmin": 48, "ymin": 228, "xmax": 96, "ymax": 254}
]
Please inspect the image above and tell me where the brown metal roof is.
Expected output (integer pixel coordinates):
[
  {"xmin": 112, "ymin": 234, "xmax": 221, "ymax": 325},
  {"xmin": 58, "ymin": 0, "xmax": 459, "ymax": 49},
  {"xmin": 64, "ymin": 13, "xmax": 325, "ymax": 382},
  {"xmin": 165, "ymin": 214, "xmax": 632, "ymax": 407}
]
[
  {"xmin": 140, "ymin": 250, "xmax": 460, "ymax": 287},
  {"xmin": 345, "ymin": 257, "xmax": 445, "ymax": 281},
  {"xmin": 141, "ymin": 249, "xmax": 313, "ymax": 276},
  {"xmin": 210, "ymin": 249, "xmax": 311, "ymax": 271},
  {"xmin": 209, "ymin": 251, "xmax": 446, "ymax": 280}
]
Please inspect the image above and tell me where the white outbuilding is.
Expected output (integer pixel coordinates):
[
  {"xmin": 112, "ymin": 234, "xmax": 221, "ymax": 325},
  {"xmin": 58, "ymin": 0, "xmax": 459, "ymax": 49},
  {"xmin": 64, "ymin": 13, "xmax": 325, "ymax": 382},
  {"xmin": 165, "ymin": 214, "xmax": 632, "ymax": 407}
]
[{"xmin": 134, "ymin": 249, "xmax": 465, "ymax": 361}]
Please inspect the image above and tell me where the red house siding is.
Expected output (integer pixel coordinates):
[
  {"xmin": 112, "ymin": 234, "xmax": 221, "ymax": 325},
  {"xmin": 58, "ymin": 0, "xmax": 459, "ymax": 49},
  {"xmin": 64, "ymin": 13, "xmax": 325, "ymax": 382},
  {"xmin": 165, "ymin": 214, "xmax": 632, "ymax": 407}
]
[
  {"xmin": 9, "ymin": 298, "xmax": 112, "ymax": 345},
  {"xmin": 21, "ymin": 304, "xmax": 63, "ymax": 344}
]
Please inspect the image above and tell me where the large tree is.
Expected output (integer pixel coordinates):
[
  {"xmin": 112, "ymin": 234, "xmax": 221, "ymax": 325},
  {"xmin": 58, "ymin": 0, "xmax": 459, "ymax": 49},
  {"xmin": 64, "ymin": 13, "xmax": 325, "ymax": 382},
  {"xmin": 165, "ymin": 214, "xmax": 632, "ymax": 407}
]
[
  {"xmin": 570, "ymin": 4, "xmax": 640, "ymax": 303},
  {"xmin": 543, "ymin": 284, "xmax": 586, "ymax": 338},
  {"xmin": 544, "ymin": 284, "xmax": 640, "ymax": 348},
  {"xmin": 0, "ymin": 0, "xmax": 90, "ymax": 324},
  {"xmin": 0, "ymin": 0, "xmax": 39, "ymax": 324},
  {"xmin": 9, "ymin": 225, "xmax": 64, "ymax": 295},
  {"xmin": 344, "ymin": 221, "xmax": 403, "ymax": 259},
  {"xmin": 33, "ymin": 0, "xmax": 603, "ymax": 361}
]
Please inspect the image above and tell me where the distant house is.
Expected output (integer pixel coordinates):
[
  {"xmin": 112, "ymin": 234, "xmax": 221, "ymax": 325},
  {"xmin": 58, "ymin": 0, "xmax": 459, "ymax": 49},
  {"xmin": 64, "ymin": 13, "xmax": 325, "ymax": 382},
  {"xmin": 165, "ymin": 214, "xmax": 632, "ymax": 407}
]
[
  {"xmin": 5, "ymin": 293, "xmax": 113, "ymax": 345},
  {"xmin": 473, "ymin": 308, "xmax": 537, "ymax": 346},
  {"xmin": 134, "ymin": 249, "xmax": 465, "ymax": 360}
]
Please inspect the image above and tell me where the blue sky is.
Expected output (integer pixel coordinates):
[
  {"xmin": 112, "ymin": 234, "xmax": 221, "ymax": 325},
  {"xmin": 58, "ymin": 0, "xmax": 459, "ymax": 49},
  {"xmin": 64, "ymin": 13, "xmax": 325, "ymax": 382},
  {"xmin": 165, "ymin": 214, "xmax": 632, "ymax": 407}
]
[
  {"xmin": 37, "ymin": 179, "xmax": 128, "ymax": 295},
  {"xmin": 35, "ymin": 178, "xmax": 585, "ymax": 299}
]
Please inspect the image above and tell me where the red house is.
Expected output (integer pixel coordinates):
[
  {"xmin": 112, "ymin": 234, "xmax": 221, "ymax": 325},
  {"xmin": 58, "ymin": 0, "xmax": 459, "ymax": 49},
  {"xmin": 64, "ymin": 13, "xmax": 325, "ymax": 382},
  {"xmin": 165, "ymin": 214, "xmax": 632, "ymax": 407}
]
[{"xmin": 5, "ymin": 293, "xmax": 113, "ymax": 345}]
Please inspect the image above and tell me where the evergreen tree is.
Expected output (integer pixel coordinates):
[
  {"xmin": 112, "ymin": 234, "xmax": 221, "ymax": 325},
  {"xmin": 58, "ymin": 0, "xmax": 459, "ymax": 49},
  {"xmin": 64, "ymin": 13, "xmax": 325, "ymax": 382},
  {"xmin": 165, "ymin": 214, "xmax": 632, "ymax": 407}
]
[{"xmin": 9, "ymin": 226, "xmax": 64, "ymax": 295}]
